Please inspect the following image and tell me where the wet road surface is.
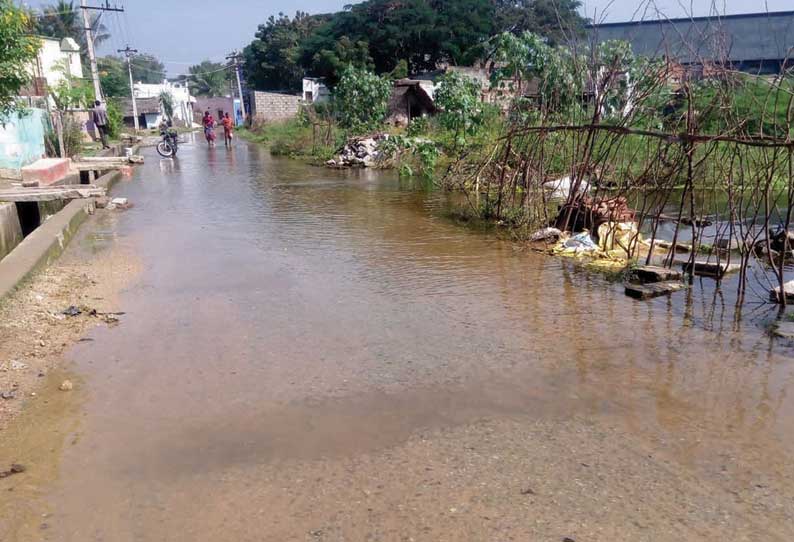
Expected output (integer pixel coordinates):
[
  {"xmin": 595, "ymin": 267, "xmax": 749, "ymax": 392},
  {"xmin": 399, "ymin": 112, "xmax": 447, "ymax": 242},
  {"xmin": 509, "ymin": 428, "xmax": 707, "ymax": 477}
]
[{"xmin": 5, "ymin": 138, "xmax": 794, "ymax": 540}]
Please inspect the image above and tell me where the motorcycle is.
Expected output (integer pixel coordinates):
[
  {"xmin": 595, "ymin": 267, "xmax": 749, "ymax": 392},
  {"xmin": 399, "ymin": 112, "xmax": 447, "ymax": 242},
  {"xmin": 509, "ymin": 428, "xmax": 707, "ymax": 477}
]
[{"xmin": 156, "ymin": 127, "xmax": 179, "ymax": 157}]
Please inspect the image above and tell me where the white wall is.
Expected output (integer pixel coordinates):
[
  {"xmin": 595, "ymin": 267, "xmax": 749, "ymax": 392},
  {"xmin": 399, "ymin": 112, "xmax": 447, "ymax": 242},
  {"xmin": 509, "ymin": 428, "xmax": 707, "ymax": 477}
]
[
  {"xmin": 34, "ymin": 38, "xmax": 83, "ymax": 87},
  {"xmin": 302, "ymin": 78, "xmax": 330, "ymax": 103},
  {"xmin": 134, "ymin": 81, "xmax": 194, "ymax": 125}
]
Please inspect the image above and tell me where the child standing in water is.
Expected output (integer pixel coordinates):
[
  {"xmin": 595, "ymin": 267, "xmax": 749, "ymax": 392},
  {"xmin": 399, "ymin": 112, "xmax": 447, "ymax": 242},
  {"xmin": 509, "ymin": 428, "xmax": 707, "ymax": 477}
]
[{"xmin": 221, "ymin": 112, "xmax": 234, "ymax": 147}]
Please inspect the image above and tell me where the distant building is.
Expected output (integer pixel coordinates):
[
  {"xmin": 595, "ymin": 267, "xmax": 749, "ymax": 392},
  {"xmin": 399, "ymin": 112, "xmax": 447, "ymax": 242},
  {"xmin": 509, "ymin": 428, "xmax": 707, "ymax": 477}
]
[
  {"xmin": 193, "ymin": 97, "xmax": 244, "ymax": 126},
  {"xmin": 387, "ymin": 80, "xmax": 436, "ymax": 126},
  {"xmin": 31, "ymin": 36, "xmax": 83, "ymax": 89},
  {"xmin": 120, "ymin": 97, "xmax": 161, "ymax": 129},
  {"xmin": 302, "ymin": 78, "xmax": 330, "ymax": 103},
  {"xmin": 587, "ymin": 11, "xmax": 794, "ymax": 74},
  {"xmin": 132, "ymin": 80, "xmax": 195, "ymax": 127}
]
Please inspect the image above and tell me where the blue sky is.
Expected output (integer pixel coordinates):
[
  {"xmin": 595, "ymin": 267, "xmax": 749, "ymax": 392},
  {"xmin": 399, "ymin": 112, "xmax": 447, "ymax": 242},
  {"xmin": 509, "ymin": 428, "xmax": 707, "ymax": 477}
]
[{"xmin": 21, "ymin": 0, "xmax": 793, "ymax": 77}]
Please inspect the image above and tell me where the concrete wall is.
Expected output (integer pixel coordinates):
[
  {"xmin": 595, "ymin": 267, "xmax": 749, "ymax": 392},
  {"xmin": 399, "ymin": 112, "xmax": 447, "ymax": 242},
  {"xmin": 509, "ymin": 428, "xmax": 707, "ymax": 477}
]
[
  {"xmin": 249, "ymin": 91, "xmax": 300, "ymax": 121},
  {"xmin": 0, "ymin": 109, "xmax": 47, "ymax": 178},
  {"xmin": 0, "ymin": 203, "xmax": 23, "ymax": 262}
]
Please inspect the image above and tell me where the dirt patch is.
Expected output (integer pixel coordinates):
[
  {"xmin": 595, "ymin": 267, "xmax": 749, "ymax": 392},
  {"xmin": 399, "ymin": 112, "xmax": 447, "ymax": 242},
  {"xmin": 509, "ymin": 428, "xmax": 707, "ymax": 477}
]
[{"xmin": 0, "ymin": 217, "xmax": 140, "ymax": 431}]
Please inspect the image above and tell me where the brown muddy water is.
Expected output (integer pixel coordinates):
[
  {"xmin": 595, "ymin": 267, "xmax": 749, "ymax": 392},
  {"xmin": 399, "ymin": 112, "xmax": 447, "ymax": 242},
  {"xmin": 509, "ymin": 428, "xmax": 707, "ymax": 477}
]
[{"xmin": 2, "ymin": 137, "xmax": 794, "ymax": 541}]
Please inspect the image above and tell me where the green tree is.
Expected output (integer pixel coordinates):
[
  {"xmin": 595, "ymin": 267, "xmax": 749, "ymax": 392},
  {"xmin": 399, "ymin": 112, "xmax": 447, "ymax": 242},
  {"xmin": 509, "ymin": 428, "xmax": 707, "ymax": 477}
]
[
  {"xmin": 50, "ymin": 60, "xmax": 94, "ymax": 110},
  {"xmin": 493, "ymin": 0, "xmax": 587, "ymax": 45},
  {"xmin": 307, "ymin": 36, "xmax": 373, "ymax": 87},
  {"xmin": 97, "ymin": 56, "xmax": 128, "ymax": 98},
  {"xmin": 0, "ymin": 1, "xmax": 41, "ymax": 117},
  {"xmin": 188, "ymin": 60, "xmax": 228, "ymax": 97},
  {"xmin": 243, "ymin": 11, "xmax": 327, "ymax": 91},
  {"xmin": 434, "ymin": 71, "xmax": 483, "ymax": 141},
  {"xmin": 333, "ymin": 66, "xmax": 392, "ymax": 132},
  {"xmin": 130, "ymin": 54, "xmax": 165, "ymax": 84},
  {"xmin": 36, "ymin": 0, "xmax": 110, "ymax": 56}
]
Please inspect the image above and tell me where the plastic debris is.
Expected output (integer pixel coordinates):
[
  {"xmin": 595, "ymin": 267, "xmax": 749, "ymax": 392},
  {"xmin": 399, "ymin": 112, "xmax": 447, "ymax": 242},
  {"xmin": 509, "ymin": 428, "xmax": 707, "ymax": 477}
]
[
  {"xmin": 529, "ymin": 227, "xmax": 563, "ymax": 243},
  {"xmin": 563, "ymin": 231, "xmax": 599, "ymax": 252}
]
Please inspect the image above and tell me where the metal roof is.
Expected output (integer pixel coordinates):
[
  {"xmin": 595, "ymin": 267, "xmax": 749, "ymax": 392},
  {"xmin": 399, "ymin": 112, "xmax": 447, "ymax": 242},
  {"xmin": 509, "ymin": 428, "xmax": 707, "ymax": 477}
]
[{"xmin": 587, "ymin": 11, "xmax": 794, "ymax": 64}]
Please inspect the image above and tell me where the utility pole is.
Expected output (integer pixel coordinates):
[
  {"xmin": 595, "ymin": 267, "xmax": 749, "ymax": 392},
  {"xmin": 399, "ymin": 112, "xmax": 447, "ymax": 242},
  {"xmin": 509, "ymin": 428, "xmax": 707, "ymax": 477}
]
[
  {"xmin": 118, "ymin": 45, "xmax": 139, "ymax": 132},
  {"xmin": 80, "ymin": 1, "xmax": 124, "ymax": 102},
  {"xmin": 226, "ymin": 50, "xmax": 246, "ymax": 121}
]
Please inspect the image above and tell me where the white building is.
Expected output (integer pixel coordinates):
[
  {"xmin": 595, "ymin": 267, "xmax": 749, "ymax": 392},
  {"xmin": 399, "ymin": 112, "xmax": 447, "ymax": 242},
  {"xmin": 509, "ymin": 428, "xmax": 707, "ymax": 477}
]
[
  {"xmin": 302, "ymin": 77, "xmax": 330, "ymax": 103},
  {"xmin": 31, "ymin": 36, "xmax": 83, "ymax": 88},
  {"xmin": 133, "ymin": 80, "xmax": 195, "ymax": 127}
]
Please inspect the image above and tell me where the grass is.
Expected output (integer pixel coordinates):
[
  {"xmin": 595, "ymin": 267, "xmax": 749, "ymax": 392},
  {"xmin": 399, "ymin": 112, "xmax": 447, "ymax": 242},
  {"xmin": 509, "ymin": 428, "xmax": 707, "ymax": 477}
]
[{"xmin": 238, "ymin": 120, "xmax": 344, "ymax": 164}]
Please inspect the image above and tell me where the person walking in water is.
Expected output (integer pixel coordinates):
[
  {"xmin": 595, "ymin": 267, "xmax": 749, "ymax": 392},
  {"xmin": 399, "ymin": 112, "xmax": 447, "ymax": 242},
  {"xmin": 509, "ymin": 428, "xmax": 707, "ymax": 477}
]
[
  {"xmin": 202, "ymin": 110, "xmax": 216, "ymax": 147},
  {"xmin": 221, "ymin": 112, "xmax": 234, "ymax": 147},
  {"xmin": 92, "ymin": 100, "xmax": 110, "ymax": 149}
]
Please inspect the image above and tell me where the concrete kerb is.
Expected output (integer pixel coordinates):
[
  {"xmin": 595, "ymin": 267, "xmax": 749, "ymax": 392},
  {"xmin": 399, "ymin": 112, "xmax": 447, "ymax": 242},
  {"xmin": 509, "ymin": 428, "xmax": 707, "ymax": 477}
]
[{"xmin": 0, "ymin": 169, "xmax": 123, "ymax": 304}]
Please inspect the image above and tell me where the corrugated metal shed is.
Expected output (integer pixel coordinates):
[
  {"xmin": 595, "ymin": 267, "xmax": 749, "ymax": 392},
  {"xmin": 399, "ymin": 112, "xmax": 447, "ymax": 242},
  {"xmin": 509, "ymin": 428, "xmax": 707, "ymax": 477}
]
[{"xmin": 588, "ymin": 11, "xmax": 794, "ymax": 70}]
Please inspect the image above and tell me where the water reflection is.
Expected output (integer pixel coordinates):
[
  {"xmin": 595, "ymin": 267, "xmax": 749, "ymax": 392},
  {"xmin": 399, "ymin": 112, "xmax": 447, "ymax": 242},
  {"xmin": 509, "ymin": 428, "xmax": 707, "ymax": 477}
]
[{"xmin": 39, "ymin": 139, "xmax": 794, "ymax": 539}]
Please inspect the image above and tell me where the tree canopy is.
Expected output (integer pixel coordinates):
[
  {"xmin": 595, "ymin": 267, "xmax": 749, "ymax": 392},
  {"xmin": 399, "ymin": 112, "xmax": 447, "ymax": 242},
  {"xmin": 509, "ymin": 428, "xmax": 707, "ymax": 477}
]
[
  {"xmin": 242, "ymin": 0, "xmax": 587, "ymax": 90},
  {"xmin": 188, "ymin": 60, "xmax": 229, "ymax": 97},
  {"xmin": 97, "ymin": 56, "xmax": 128, "ymax": 98},
  {"xmin": 0, "ymin": 1, "xmax": 41, "ymax": 116},
  {"xmin": 35, "ymin": 0, "xmax": 110, "ymax": 57},
  {"xmin": 243, "ymin": 12, "xmax": 327, "ymax": 92},
  {"xmin": 130, "ymin": 54, "xmax": 166, "ymax": 84}
]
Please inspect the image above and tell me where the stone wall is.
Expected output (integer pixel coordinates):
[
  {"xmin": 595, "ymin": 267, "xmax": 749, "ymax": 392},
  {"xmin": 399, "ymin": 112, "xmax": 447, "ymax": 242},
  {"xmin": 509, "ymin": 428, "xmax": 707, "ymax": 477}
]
[{"xmin": 249, "ymin": 91, "xmax": 300, "ymax": 121}]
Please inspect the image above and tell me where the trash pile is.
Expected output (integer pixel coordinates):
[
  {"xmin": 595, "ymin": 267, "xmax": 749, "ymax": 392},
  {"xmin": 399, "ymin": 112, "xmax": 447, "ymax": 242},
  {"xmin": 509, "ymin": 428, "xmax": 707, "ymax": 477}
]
[
  {"xmin": 326, "ymin": 134, "xmax": 389, "ymax": 168},
  {"xmin": 555, "ymin": 196, "xmax": 635, "ymax": 232}
]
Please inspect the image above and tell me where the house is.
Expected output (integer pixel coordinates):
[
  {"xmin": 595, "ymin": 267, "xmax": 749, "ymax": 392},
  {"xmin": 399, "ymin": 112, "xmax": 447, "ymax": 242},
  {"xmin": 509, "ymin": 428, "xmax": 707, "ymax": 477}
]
[
  {"xmin": 587, "ymin": 10, "xmax": 794, "ymax": 74},
  {"xmin": 193, "ymin": 96, "xmax": 244, "ymax": 126},
  {"xmin": 387, "ymin": 80, "xmax": 436, "ymax": 126},
  {"xmin": 2, "ymin": 37, "xmax": 85, "ymax": 179},
  {"xmin": 302, "ymin": 78, "xmax": 330, "ymax": 103},
  {"xmin": 133, "ymin": 80, "xmax": 195, "ymax": 127},
  {"xmin": 120, "ymin": 97, "xmax": 162, "ymax": 129},
  {"xmin": 29, "ymin": 36, "xmax": 83, "ymax": 89}
]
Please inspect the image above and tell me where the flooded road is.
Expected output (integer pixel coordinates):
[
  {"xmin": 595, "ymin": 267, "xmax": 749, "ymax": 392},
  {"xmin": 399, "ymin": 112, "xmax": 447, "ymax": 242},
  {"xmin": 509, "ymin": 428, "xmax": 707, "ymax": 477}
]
[{"xmin": 5, "ymin": 138, "xmax": 794, "ymax": 541}]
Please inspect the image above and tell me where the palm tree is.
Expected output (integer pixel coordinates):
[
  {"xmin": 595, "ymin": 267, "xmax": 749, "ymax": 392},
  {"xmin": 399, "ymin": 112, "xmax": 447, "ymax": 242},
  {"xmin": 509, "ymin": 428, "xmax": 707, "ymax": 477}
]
[
  {"xmin": 36, "ymin": 1, "xmax": 110, "ymax": 52},
  {"xmin": 188, "ymin": 60, "xmax": 230, "ymax": 97}
]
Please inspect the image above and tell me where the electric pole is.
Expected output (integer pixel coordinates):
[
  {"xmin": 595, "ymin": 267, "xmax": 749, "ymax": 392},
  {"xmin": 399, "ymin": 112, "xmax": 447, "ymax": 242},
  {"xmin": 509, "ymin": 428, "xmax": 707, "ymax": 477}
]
[
  {"xmin": 118, "ymin": 45, "xmax": 139, "ymax": 132},
  {"xmin": 80, "ymin": 1, "xmax": 124, "ymax": 102},
  {"xmin": 226, "ymin": 51, "xmax": 246, "ymax": 121}
]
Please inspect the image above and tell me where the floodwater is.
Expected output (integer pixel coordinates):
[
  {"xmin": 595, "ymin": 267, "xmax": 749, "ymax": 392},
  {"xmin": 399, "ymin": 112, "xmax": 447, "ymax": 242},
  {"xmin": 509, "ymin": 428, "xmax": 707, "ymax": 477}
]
[{"xmin": 4, "ymin": 138, "xmax": 794, "ymax": 541}]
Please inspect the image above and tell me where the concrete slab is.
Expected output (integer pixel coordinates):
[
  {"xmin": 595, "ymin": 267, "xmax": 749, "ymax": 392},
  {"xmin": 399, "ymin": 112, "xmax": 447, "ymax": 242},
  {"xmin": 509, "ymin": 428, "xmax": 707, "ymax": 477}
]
[
  {"xmin": 625, "ymin": 281, "xmax": 685, "ymax": 300},
  {"xmin": 634, "ymin": 265, "xmax": 682, "ymax": 283},
  {"xmin": 772, "ymin": 321, "xmax": 794, "ymax": 339},
  {"xmin": 0, "ymin": 202, "xmax": 23, "ymax": 261},
  {"xmin": 770, "ymin": 280, "xmax": 794, "ymax": 303},
  {"xmin": 681, "ymin": 260, "xmax": 741, "ymax": 278},
  {"xmin": 21, "ymin": 158, "xmax": 71, "ymax": 186}
]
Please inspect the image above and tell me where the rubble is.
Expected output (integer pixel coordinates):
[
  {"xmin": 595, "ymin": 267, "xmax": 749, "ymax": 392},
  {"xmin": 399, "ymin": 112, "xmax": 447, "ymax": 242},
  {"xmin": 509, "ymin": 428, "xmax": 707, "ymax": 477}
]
[
  {"xmin": 326, "ymin": 134, "xmax": 389, "ymax": 168},
  {"xmin": 555, "ymin": 196, "xmax": 635, "ymax": 232}
]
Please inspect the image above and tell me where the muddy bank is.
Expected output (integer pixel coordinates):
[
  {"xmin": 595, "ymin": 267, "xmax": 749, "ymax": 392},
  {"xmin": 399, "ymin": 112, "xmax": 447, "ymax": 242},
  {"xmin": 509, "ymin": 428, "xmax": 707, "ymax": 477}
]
[{"xmin": 0, "ymin": 217, "xmax": 139, "ymax": 429}]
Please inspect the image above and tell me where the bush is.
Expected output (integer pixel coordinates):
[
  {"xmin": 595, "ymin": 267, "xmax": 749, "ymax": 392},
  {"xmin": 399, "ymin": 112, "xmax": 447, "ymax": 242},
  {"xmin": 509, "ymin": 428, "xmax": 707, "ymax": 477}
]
[
  {"xmin": 106, "ymin": 99, "xmax": 123, "ymax": 139},
  {"xmin": 434, "ymin": 71, "xmax": 484, "ymax": 143},
  {"xmin": 333, "ymin": 66, "xmax": 391, "ymax": 133},
  {"xmin": 44, "ymin": 115, "xmax": 83, "ymax": 158}
]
